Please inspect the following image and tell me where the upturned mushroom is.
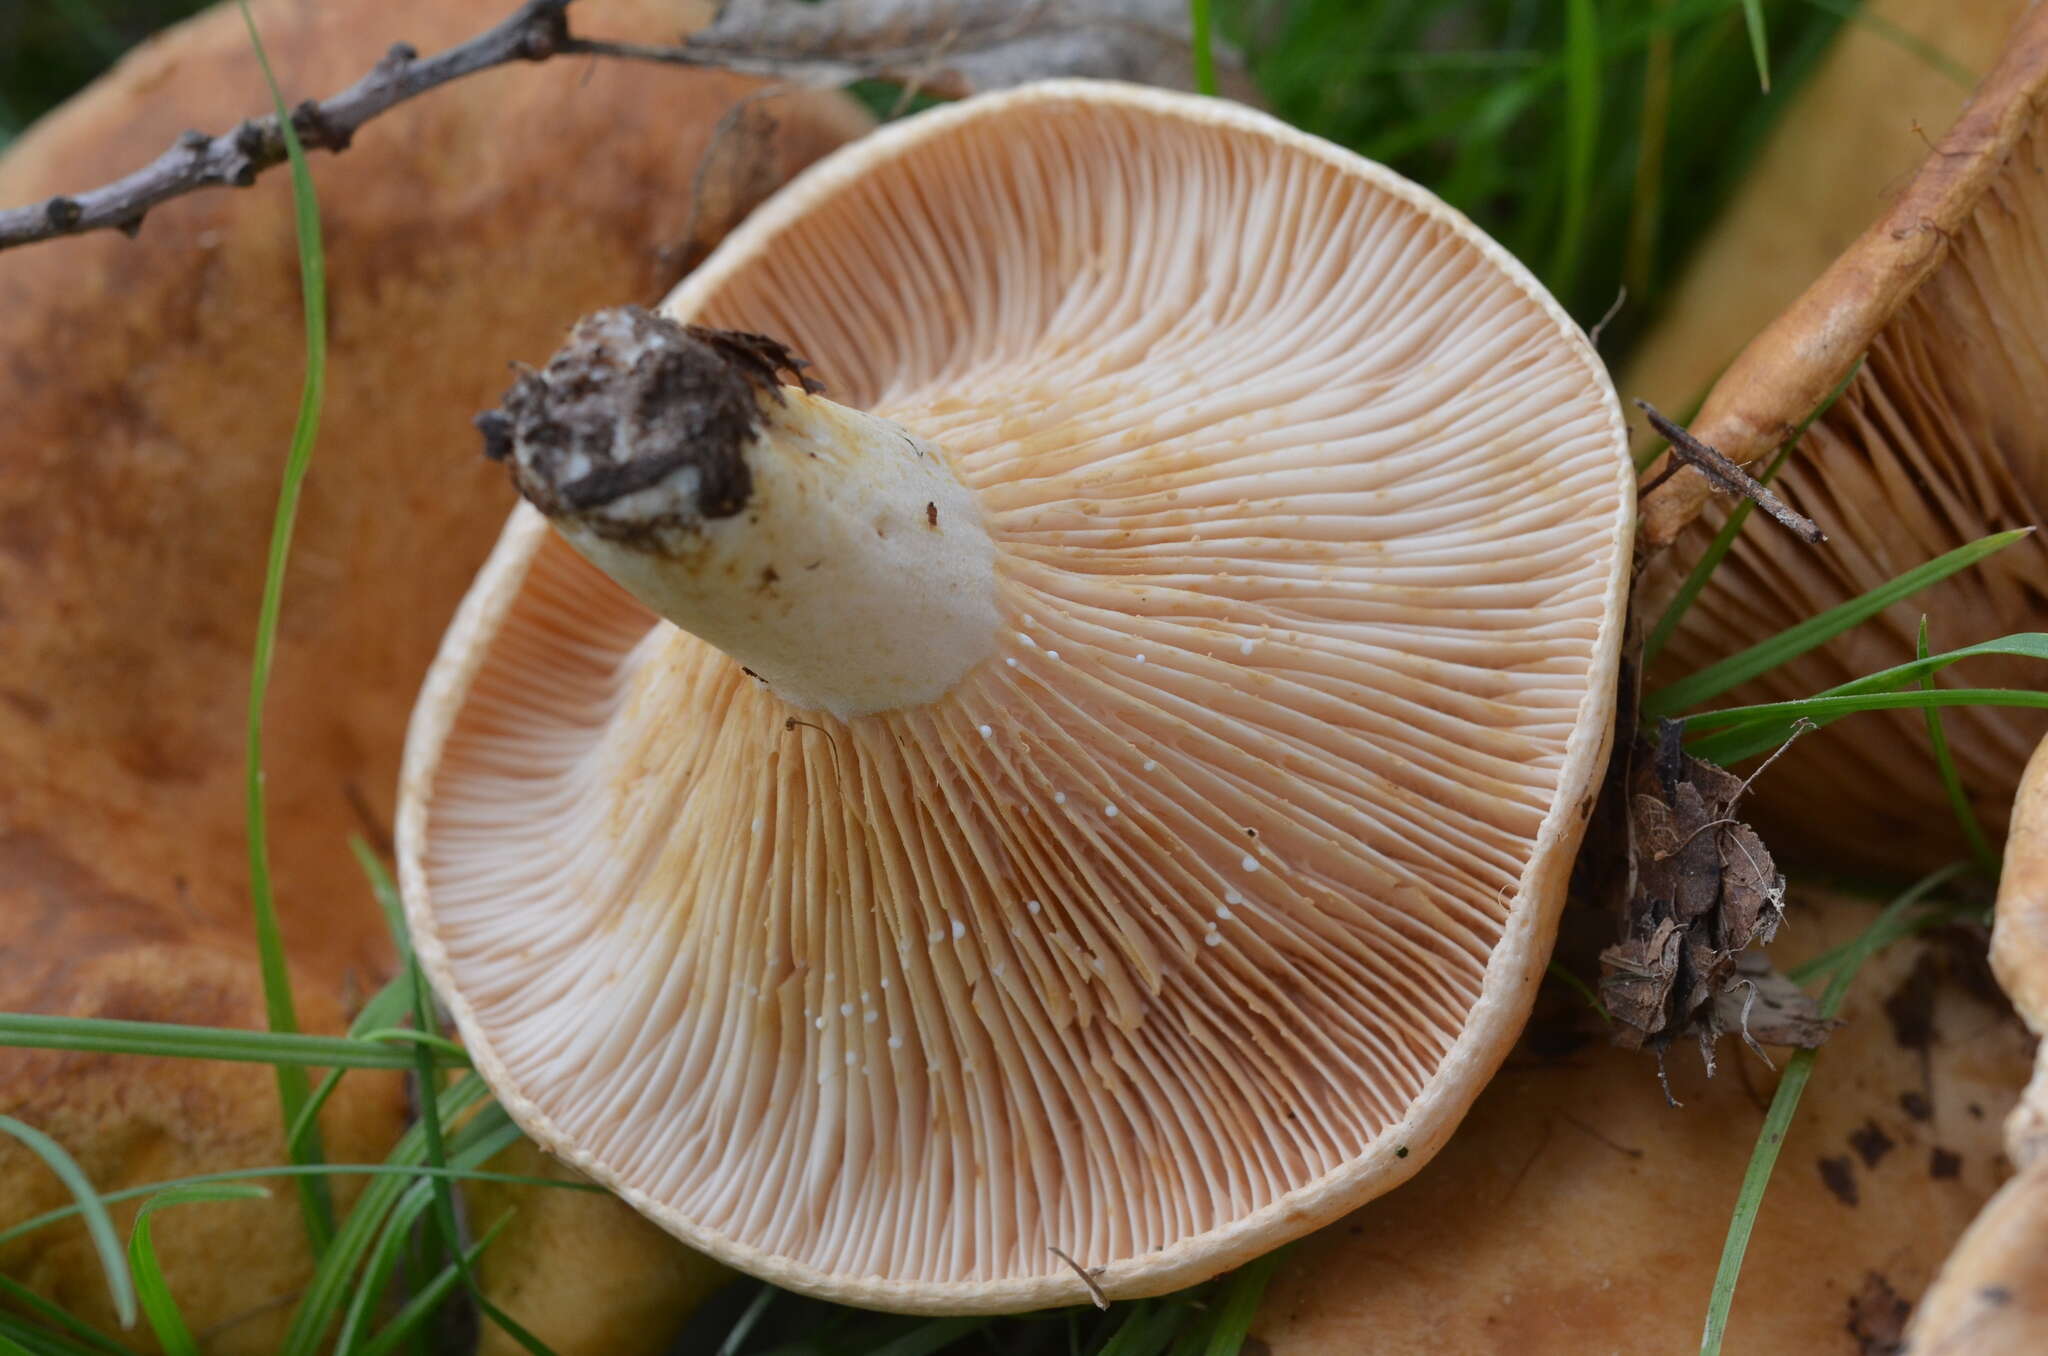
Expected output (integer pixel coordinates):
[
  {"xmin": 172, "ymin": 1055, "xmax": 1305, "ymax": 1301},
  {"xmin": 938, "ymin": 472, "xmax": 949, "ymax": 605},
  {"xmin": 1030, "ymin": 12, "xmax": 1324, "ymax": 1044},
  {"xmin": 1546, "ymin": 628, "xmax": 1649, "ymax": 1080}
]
[
  {"xmin": 1909, "ymin": 732, "xmax": 2048, "ymax": 1352},
  {"xmin": 1636, "ymin": 3, "xmax": 2048, "ymax": 874},
  {"xmin": 0, "ymin": 0, "xmax": 867, "ymax": 1346},
  {"xmin": 401, "ymin": 80, "xmax": 1634, "ymax": 1308}
]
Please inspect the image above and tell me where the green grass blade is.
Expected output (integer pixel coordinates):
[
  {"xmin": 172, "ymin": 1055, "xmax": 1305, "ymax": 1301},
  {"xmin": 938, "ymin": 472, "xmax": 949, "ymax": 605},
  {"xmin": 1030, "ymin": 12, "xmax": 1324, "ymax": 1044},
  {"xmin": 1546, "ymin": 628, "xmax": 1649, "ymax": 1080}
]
[
  {"xmin": 330, "ymin": 1181, "xmax": 436, "ymax": 1355},
  {"xmin": 1700, "ymin": 864, "xmax": 1964, "ymax": 1354},
  {"xmin": 128, "ymin": 1186, "xmax": 271, "ymax": 1356},
  {"xmin": 0, "ymin": 1014, "xmax": 468, "ymax": 1071},
  {"xmin": 234, "ymin": 0, "xmax": 335, "ymax": 1255},
  {"xmin": 350, "ymin": 838, "xmax": 415, "ymax": 962},
  {"xmin": 0, "ymin": 1320, "xmax": 124, "ymax": 1356},
  {"xmin": 716, "ymin": 1286, "xmax": 778, "ymax": 1356},
  {"xmin": 1189, "ymin": 0, "xmax": 1217, "ymax": 96},
  {"xmin": 1689, "ymin": 687, "xmax": 2048, "ymax": 766},
  {"xmin": 287, "ymin": 972, "xmax": 420, "ymax": 1158},
  {"xmin": 864, "ymin": 1319, "xmax": 986, "ymax": 1356},
  {"xmin": 1642, "ymin": 358, "xmax": 1862, "ymax": 667},
  {"xmin": 278, "ymin": 1075, "xmax": 498, "ymax": 1356},
  {"xmin": 0, "ymin": 1160, "xmax": 597, "ymax": 1256},
  {"xmin": 0, "ymin": 1277, "xmax": 139, "ymax": 1356},
  {"xmin": 1098, "ymin": 1300, "xmax": 1191, "ymax": 1356},
  {"xmin": 1199, "ymin": 1251, "xmax": 1285, "ymax": 1356},
  {"xmin": 355, "ymin": 1214, "xmax": 515, "ymax": 1356},
  {"xmin": 356, "ymin": 1029, "xmax": 471, "ymax": 1060},
  {"xmin": 1547, "ymin": 0, "xmax": 1601, "ymax": 300},
  {"xmin": 0, "ymin": 1117, "xmax": 134, "ymax": 1329},
  {"xmin": 1916, "ymin": 619, "xmax": 2000, "ymax": 876},
  {"xmin": 1644, "ymin": 528, "xmax": 2033, "ymax": 718},
  {"xmin": 399, "ymin": 954, "xmax": 559, "ymax": 1356},
  {"xmin": 1686, "ymin": 632, "xmax": 2048, "ymax": 732},
  {"xmin": 1739, "ymin": 0, "xmax": 1770, "ymax": 90}
]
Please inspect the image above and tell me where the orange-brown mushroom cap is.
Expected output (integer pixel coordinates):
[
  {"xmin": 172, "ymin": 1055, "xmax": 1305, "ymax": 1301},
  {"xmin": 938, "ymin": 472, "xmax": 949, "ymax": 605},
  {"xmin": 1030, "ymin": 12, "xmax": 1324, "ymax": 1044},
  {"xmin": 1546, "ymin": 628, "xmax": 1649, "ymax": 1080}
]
[{"xmin": 400, "ymin": 81, "xmax": 1634, "ymax": 1310}]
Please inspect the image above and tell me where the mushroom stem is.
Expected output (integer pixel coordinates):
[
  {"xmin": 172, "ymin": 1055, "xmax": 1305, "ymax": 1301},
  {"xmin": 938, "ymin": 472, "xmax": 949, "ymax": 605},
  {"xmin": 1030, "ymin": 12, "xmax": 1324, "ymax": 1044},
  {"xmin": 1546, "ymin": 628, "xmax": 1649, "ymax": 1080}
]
[{"xmin": 481, "ymin": 306, "xmax": 1000, "ymax": 719}]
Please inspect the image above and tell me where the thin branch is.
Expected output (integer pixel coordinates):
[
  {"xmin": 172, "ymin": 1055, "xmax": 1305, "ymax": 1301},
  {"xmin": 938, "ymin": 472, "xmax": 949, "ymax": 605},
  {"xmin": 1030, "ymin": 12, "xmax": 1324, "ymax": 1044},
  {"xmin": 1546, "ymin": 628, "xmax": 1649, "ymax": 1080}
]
[
  {"xmin": 1636, "ymin": 401, "xmax": 1826, "ymax": 545},
  {"xmin": 0, "ymin": 1, "xmax": 580, "ymax": 250},
  {"xmin": 0, "ymin": 0, "xmax": 1223, "ymax": 253}
]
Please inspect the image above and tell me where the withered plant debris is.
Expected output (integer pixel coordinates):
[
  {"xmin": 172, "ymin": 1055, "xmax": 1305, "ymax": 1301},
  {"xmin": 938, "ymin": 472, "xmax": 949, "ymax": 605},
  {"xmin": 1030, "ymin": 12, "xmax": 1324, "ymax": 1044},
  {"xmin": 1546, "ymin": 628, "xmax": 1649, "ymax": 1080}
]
[
  {"xmin": 670, "ymin": 0, "xmax": 1245, "ymax": 100},
  {"xmin": 1636, "ymin": 400, "xmax": 1826, "ymax": 545},
  {"xmin": 1598, "ymin": 720, "xmax": 1834, "ymax": 1074},
  {"xmin": 1847, "ymin": 1271, "xmax": 1911, "ymax": 1356},
  {"xmin": 0, "ymin": 0, "xmax": 1244, "ymax": 252}
]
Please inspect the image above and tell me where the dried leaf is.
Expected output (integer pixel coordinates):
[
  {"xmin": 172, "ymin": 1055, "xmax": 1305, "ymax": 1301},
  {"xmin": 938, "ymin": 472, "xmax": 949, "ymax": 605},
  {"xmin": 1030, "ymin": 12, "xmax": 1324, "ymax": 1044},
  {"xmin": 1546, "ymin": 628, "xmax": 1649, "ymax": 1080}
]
[
  {"xmin": 1710, "ymin": 952, "xmax": 1837, "ymax": 1060},
  {"xmin": 680, "ymin": 0, "xmax": 1247, "ymax": 98},
  {"xmin": 1597, "ymin": 720, "xmax": 1807, "ymax": 1063}
]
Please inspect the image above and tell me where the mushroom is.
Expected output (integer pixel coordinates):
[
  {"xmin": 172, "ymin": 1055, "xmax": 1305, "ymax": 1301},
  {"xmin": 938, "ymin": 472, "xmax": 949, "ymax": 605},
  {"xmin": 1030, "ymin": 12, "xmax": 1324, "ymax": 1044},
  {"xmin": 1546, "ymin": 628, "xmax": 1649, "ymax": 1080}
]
[
  {"xmin": 1623, "ymin": 0, "xmax": 2028, "ymax": 428},
  {"xmin": 0, "ymin": 0, "xmax": 866, "ymax": 1344},
  {"xmin": 401, "ymin": 80, "xmax": 1633, "ymax": 1308},
  {"xmin": 1634, "ymin": 3, "xmax": 2048, "ymax": 874},
  {"xmin": 1248, "ymin": 891, "xmax": 2034, "ymax": 1353},
  {"xmin": 1908, "ymin": 732, "xmax": 2048, "ymax": 1352}
]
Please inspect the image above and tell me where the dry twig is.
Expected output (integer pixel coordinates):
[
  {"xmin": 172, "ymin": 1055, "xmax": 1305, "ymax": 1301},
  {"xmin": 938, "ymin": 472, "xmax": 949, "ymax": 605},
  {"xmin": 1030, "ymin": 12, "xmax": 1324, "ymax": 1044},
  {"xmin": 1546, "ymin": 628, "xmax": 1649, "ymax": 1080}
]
[{"xmin": 0, "ymin": 0, "xmax": 1227, "ymax": 253}]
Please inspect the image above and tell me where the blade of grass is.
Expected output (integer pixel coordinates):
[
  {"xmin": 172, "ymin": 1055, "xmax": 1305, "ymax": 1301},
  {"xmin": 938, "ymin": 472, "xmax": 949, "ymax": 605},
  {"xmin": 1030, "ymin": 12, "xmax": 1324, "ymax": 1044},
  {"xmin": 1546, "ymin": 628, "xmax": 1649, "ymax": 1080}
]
[
  {"xmin": 1689, "ymin": 687, "xmax": 2048, "ymax": 766},
  {"xmin": 1189, "ymin": 0, "xmax": 1217, "ymax": 96},
  {"xmin": 355, "ymin": 1029, "xmax": 471, "ymax": 1060},
  {"xmin": 1700, "ymin": 863, "xmax": 1966, "ymax": 1354},
  {"xmin": 278, "ymin": 1075, "xmax": 500, "ymax": 1356},
  {"xmin": 1916, "ymin": 619, "xmax": 1999, "ymax": 876},
  {"xmin": 1547, "ymin": 0, "xmax": 1600, "ymax": 301},
  {"xmin": 1097, "ymin": 1300, "xmax": 1191, "ymax": 1356},
  {"xmin": 128, "ymin": 1185, "xmax": 271, "ymax": 1356},
  {"xmin": 861, "ymin": 1319, "xmax": 987, "ymax": 1356},
  {"xmin": 234, "ymin": 0, "xmax": 335, "ymax": 1255},
  {"xmin": 1739, "ymin": 0, "xmax": 1770, "ymax": 90},
  {"xmin": 401, "ymin": 953, "xmax": 558, "ymax": 1356},
  {"xmin": 350, "ymin": 838, "xmax": 414, "ymax": 963},
  {"xmin": 0, "ymin": 1160, "xmax": 598, "ymax": 1255},
  {"xmin": 0, "ymin": 1278, "xmax": 139, "ymax": 1356},
  {"xmin": 0, "ymin": 1014, "xmax": 468, "ymax": 1071},
  {"xmin": 354, "ymin": 1214, "xmax": 515, "ymax": 1356},
  {"xmin": 1196, "ymin": 1251, "xmax": 1285, "ymax": 1356},
  {"xmin": 1685, "ymin": 632, "xmax": 2048, "ymax": 735},
  {"xmin": 287, "ymin": 972, "xmax": 420, "ymax": 1159},
  {"xmin": 1642, "ymin": 358, "xmax": 1863, "ymax": 667},
  {"xmin": 1546, "ymin": 961, "xmax": 1613, "ymax": 1024},
  {"xmin": 0, "ymin": 1327, "xmax": 63, "ymax": 1356},
  {"xmin": 330, "ymin": 1180, "xmax": 437, "ymax": 1355},
  {"xmin": 0, "ymin": 1117, "xmax": 134, "ymax": 1329},
  {"xmin": 1644, "ymin": 528, "xmax": 2034, "ymax": 717},
  {"xmin": 717, "ymin": 1286, "xmax": 779, "ymax": 1356}
]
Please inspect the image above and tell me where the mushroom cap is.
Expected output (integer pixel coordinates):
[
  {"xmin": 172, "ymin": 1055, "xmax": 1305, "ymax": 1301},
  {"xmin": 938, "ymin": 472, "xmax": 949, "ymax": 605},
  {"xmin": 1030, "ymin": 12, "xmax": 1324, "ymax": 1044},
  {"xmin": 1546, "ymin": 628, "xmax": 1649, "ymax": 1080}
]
[
  {"xmin": 1622, "ymin": 0, "xmax": 2029, "ymax": 438},
  {"xmin": 0, "ymin": 0, "xmax": 864, "ymax": 1344},
  {"xmin": 1638, "ymin": 5, "xmax": 2048, "ymax": 874},
  {"xmin": 0, "ymin": 0, "xmax": 869, "ymax": 985},
  {"xmin": 1908, "ymin": 732, "xmax": 2048, "ymax": 1352},
  {"xmin": 1250, "ymin": 891, "xmax": 2035, "ymax": 1354},
  {"xmin": 401, "ymin": 81, "xmax": 1633, "ymax": 1309}
]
